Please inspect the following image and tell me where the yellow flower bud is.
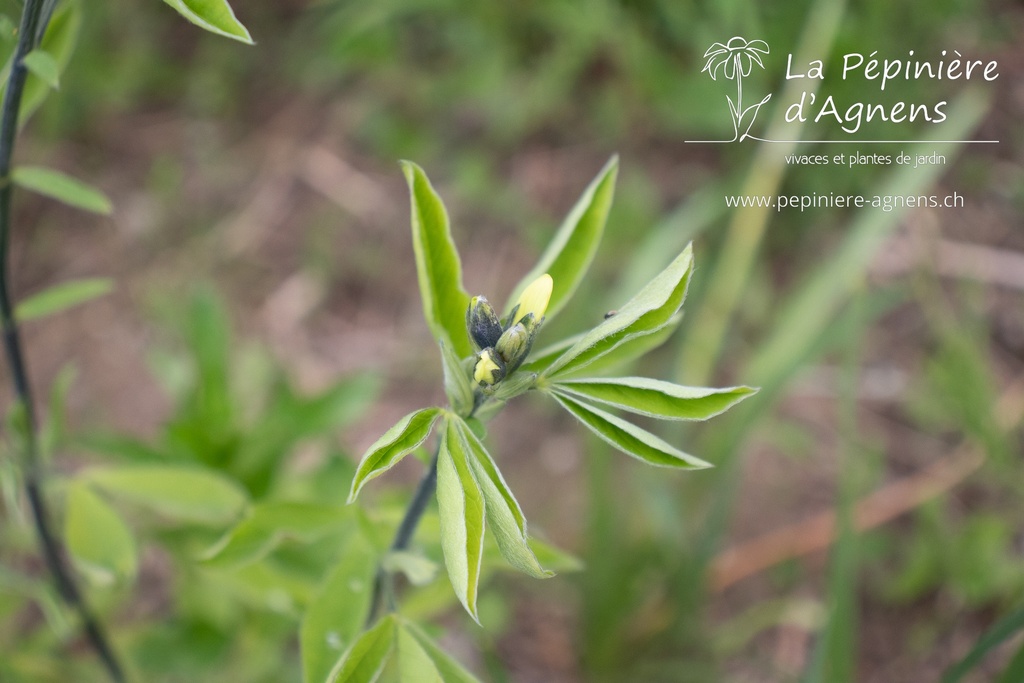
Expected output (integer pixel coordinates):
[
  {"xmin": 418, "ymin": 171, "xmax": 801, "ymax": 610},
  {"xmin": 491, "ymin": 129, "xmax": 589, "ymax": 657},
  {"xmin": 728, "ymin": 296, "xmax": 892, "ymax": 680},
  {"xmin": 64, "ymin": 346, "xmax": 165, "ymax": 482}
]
[
  {"xmin": 512, "ymin": 274, "xmax": 552, "ymax": 326},
  {"xmin": 473, "ymin": 349, "xmax": 505, "ymax": 386}
]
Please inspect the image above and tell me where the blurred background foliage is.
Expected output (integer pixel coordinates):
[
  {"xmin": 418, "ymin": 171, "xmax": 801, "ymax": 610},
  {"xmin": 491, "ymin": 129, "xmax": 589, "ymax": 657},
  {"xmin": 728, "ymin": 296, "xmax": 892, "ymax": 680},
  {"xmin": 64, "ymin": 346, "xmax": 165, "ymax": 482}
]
[{"xmin": 1, "ymin": 0, "xmax": 1022, "ymax": 680}]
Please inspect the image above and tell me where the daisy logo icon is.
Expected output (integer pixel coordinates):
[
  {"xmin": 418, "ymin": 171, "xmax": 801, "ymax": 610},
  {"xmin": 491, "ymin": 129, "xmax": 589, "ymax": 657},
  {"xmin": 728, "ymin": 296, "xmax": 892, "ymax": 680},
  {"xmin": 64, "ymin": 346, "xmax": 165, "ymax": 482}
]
[{"xmin": 701, "ymin": 37, "xmax": 772, "ymax": 142}]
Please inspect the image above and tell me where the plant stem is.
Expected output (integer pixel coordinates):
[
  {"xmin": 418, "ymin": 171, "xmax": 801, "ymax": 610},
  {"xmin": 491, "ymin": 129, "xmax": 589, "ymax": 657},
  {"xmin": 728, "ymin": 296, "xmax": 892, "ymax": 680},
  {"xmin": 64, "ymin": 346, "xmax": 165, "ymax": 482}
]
[
  {"xmin": 389, "ymin": 450, "xmax": 441, "ymax": 554},
  {"xmin": 366, "ymin": 448, "xmax": 440, "ymax": 625},
  {"xmin": 365, "ymin": 397, "xmax": 482, "ymax": 624},
  {"xmin": 0, "ymin": 2, "xmax": 125, "ymax": 681}
]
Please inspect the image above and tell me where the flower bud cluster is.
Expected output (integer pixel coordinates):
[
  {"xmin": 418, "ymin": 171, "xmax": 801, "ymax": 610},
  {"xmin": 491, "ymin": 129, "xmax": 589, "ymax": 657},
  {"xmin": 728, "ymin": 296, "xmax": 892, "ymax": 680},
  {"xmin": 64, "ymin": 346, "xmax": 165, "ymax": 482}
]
[{"xmin": 467, "ymin": 274, "xmax": 552, "ymax": 387}]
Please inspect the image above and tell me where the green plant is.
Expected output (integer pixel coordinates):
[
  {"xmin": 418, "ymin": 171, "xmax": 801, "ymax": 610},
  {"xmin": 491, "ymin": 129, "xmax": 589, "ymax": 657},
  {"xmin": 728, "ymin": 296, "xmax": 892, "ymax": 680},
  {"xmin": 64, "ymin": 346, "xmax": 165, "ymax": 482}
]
[
  {"xmin": 329, "ymin": 157, "xmax": 754, "ymax": 675},
  {"xmin": 2, "ymin": 0, "xmax": 1016, "ymax": 679},
  {"xmin": 0, "ymin": 0, "xmax": 250, "ymax": 680}
]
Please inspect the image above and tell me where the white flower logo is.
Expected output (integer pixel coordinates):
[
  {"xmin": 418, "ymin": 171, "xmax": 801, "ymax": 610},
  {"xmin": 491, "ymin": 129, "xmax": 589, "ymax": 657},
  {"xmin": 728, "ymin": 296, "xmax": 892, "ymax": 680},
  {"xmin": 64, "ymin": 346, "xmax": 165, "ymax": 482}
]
[{"xmin": 701, "ymin": 36, "xmax": 772, "ymax": 141}]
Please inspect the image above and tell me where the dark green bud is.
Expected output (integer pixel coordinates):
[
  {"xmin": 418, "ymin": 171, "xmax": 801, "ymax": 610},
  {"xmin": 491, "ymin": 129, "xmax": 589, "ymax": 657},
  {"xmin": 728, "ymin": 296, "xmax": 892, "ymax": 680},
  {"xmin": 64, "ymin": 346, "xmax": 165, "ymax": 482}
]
[{"xmin": 467, "ymin": 296, "xmax": 503, "ymax": 350}]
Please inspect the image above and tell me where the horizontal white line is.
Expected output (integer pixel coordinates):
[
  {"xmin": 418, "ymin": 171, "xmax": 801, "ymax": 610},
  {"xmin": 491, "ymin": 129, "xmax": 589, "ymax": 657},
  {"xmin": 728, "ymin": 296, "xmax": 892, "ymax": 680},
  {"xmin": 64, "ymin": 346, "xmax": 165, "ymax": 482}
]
[{"xmin": 684, "ymin": 139, "xmax": 999, "ymax": 144}]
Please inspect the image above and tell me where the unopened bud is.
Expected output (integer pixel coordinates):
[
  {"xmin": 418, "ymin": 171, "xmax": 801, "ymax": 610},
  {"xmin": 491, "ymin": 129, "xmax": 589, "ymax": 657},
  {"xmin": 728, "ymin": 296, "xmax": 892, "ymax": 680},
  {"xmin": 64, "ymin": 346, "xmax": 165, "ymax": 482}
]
[
  {"xmin": 512, "ymin": 274, "xmax": 552, "ymax": 326},
  {"xmin": 466, "ymin": 296, "xmax": 503, "ymax": 350},
  {"xmin": 495, "ymin": 322, "xmax": 529, "ymax": 365},
  {"xmin": 473, "ymin": 349, "xmax": 505, "ymax": 386}
]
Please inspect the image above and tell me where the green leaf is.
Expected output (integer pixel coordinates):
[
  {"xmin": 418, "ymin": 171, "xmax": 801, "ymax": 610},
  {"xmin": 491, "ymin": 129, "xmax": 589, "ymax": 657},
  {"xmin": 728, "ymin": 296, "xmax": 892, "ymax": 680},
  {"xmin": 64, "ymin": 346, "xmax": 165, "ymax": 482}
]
[
  {"xmin": 566, "ymin": 314, "xmax": 684, "ymax": 376},
  {"xmin": 524, "ymin": 315, "xmax": 681, "ymax": 377},
  {"xmin": 160, "ymin": 0, "xmax": 253, "ymax": 44},
  {"xmin": 202, "ymin": 502, "xmax": 350, "ymax": 569},
  {"xmin": 64, "ymin": 481, "xmax": 137, "ymax": 585},
  {"xmin": 84, "ymin": 464, "xmax": 248, "ymax": 524},
  {"xmin": 439, "ymin": 341, "xmax": 473, "ymax": 416},
  {"xmin": 553, "ymin": 377, "xmax": 756, "ymax": 421},
  {"xmin": 12, "ymin": 166, "xmax": 112, "ymax": 214},
  {"xmin": 436, "ymin": 422, "xmax": 485, "ymax": 622},
  {"xmin": 381, "ymin": 550, "xmax": 439, "ymax": 586},
  {"xmin": 397, "ymin": 625, "xmax": 444, "ymax": 683},
  {"xmin": 506, "ymin": 156, "xmax": 619, "ymax": 322},
  {"xmin": 301, "ymin": 530, "xmax": 377, "ymax": 683},
  {"xmin": 544, "ymin": 244, "xmax": 693, "ymax": 378},
  {"xmin": 348, "ymin": 408, "xmax": 442, "ymax": 502},
  {"xmin": 451, "ymin": 418, "xmax": 551, "ymax": 578},
  {"xmin": 22, "ymin": 49, "xmax": 59, "ymax": 89},
  {"xmin": 400, "ymin": 619, "xmax": 482, "ymax": 683},
  {"xmin": 551, "ymin": 391, "xmax": 711, "ymax": 469},
  {"xmin": 401, "ymin": 161, "xmax": 473, "ymax": 358},
  {"xmin": 943, "ymin": 604, "xmax": 1024, "ymax": 683},
  {"xmin": 327, "ymin": 613, "xmax": 397, "ymax": 683},
  {"xmin": 16, "ymin": 278, "xmax": 113, "ymax": 322}
]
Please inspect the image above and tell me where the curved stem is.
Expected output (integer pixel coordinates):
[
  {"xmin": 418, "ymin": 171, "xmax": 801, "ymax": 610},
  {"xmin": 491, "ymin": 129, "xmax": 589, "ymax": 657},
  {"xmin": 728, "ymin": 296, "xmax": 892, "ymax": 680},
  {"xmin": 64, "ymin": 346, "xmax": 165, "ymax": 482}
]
[
  {"xmin": 0, "ymin": 2, "xmax": 125, "ymax": 681},
  {"xmin": 366, "ymin": 447, "xmax": 440, "ymax": 625},
  {"xmin": 388, "ymin": 450, "xmax": 441, "ymax": 555},
  {"xmin": 365, "ymin": 398, "xmax": 483, "ymax": 625}
]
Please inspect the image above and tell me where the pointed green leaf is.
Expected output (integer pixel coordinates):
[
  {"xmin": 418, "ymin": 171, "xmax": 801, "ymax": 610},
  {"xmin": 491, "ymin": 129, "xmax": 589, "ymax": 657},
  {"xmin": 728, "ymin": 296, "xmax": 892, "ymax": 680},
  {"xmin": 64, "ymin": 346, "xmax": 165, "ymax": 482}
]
[
  {"xmin": 436, "ymin": 423, "xmax": 485, "ymax": 622},
  {"xmin": 64, "ymin": 481, "xmax": 137, "ymax": 585},
  {"xmin": 84, "ymin": 464, "xmax": 248, "ymax": 524},
  {"xmin": 16, "ymin": 278, "xmax": 113, "ymax": 322},
  {"xmin": 12, "ymin": 166, "xmax": 112, "ymax": 214},
  {"xmin": 348, "ymin": 408, "xmax": 442, "ymax": 502},
  {"xmin": 202, "ymin": 502, "xmax": 350, "ymax": 569},
  {"xmin": 22, "ymin": 49, "xmax": 59, "ymax": 89},
  {"xmin": 451, "ymin": 418, "xmax": 551, "ymax": 578},
  {"xmin": 544, "ymin": 244, "xmax": 693, "ymax": 378},
  {"xmin": 160, "ymin": 0, "xmax": 253, "ymax": 44},
  {"xmin": 401, "ymin": 161, "xmax": 473, "ymax": 358},
  {"xmin": 302, "ymin": 530, "xmax": 377, "ymax": 683},
  {"xmin": 506, "ymin": 156, "xmax": 619, "ymax": 322},
  {"xmin": 327, "ymin": 613, "xmax": 397, "ymax": 683},
  {"xmin": 397, "ymin": 625, "xmax": 444, "ymax": 683},
  {"xmin": 400, "ymin": 620, "xmax": 483, "ymax": 683},
  {"xmin": 524, "ymin": 314, "xmax": 680, "ymax": 376},
  {"xmin": 551, "ymin": 391, "xmax": 711, "ymax": 469},
  {"xmin": 554, "ymin": 377, "xmax": 756, "ymax": 421},
  {"xmin": 567, "ymin": 315, "xmax": 683, "ymax": 376},
  {"xmin": 439, "ymin": 341, "xmax": 473, "ymax": 416}
]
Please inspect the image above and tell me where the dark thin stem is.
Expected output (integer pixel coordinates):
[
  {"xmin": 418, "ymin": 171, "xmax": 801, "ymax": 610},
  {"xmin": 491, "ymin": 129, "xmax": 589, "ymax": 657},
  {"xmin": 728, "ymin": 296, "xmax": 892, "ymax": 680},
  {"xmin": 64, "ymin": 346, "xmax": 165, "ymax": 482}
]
[
  {"xmin": 365, "ymin": 397, "xmax": 483, "ymax": 625},
  {"xmin": 389, "ymin": 450, "xmax": 441, "ymax": 554},
  {"xmin": 0, "ymin": 2, "xmax": 125, "ymax": 681},
  {"xmin": 366, "ymin": 448, "xmax": 439, "ymax": 625}
]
